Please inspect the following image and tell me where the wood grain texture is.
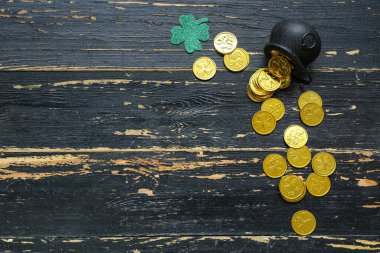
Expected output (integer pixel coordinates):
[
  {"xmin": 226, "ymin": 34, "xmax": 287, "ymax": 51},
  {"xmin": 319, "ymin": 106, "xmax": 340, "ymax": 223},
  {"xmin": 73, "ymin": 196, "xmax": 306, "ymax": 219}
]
[
  {"xmin": 0, "ymin": 0, "xmax": 379, "ymax": 252},
  {"xmin": 0, "ymin": 0, "xmax": 378, "ymax": 70}
]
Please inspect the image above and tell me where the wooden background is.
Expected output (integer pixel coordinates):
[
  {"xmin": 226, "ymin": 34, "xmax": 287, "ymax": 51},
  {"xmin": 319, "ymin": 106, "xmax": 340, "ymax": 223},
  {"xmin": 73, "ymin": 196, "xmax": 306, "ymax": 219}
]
[{"xmin": 0, "ymin": 0, "xmax": 379, "ymax": 252}]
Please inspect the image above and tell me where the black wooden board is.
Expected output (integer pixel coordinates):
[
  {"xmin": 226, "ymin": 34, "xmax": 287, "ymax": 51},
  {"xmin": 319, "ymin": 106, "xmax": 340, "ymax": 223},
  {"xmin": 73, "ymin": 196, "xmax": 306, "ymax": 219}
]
[{"xmin": 0, "ymin": 0, "xmax": 379, "ymax": 252}]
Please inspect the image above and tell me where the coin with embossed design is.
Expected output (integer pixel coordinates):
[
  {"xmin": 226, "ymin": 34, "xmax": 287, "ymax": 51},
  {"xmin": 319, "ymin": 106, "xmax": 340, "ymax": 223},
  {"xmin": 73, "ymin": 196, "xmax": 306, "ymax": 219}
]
[
  {"xmin": 263, "ymin": 154, "xmax": 287, "ymax": 178},
  {"xmin": 284, "ymin": 125, "xmax": 308, "ymax": 148},
  {"xmin": 261, "ymin": 98, "xmax": 285, "ymax": 121},
  {"xmin": 298, "ymin": 91, "xmax": 323, "ymax": 109},
  {"xmin": 300, "ymin": 103, "xmax": 325, "ymax": 126},
  {"xmin": 291, "ymin": 210, "xmax": 316, "ymax": 236},
  {"xmin": 312, "ymin": 152, "xmax": 336, "ymax": 176},
  {"xmin": 287, "ymin": 146, "xmax": 311, "ymax": 168},
  {"xmin": 268, "ymin": 55, "xmax": 291, "ymax": 78},
  {"xmin": 224, "ymin": 48, "xmax": 250, "ymax": 72},
  {"xmin": 252, "ymin": 111, "xmax": 276, "ymax": 135},
  {"xmin": 279, "ymin": 174, "xmax": 305, "ymax": 201},
  {"xmin": 306, "ymin": 173, "xmax": 331, "ymax": 197},
  {"xmin": 214, "ymin": 32, "xmax": 238, "ymax": 55}
]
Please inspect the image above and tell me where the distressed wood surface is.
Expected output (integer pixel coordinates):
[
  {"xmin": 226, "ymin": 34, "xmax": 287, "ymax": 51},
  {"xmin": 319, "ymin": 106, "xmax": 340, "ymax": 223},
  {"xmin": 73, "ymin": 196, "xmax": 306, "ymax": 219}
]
[{"xmin": 0, "ymin": 0, "xmax": 379, "ymax": 252}]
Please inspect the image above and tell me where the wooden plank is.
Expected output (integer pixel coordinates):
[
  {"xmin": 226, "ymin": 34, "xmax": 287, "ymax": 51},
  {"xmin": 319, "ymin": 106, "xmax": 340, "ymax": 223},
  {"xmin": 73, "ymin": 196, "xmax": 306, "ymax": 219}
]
[
  {"xmin": 0, "ymin": 151, "xmax": 378, "ymax": 236},
  {"xmin": 0, "ymin": 0, "xmax": 378, "ymax": 69},
  {"xmin": 0, "ymin": 71, "xmax": 379, "ymax": 150},
  {"xmin": 0, "ymin": 235, "xmax": 380, "ymax": 253}
]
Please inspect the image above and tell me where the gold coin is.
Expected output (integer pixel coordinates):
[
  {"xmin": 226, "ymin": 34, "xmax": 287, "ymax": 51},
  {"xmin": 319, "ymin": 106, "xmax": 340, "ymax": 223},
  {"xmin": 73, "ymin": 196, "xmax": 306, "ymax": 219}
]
[
  {"xmin": 263, "ymin": 154, "xmax": 287, "ymax": 178},
  {"xmin": 291, "ymin": 210, "xmax": 316, "ymax": 236},
  {"xmin": 279, "ymin": 175, "xmax": 305, "ymax": 201},
  {"xmin": 283, "ymin": 183, "xmax": 306, "ymax": 203},
  {"xmin": 279, "ymin": 75, "xmax": 291, "ymax": 89},
  {"xmin": 249, "ymin": 70, "xmax": 273, "ymax": 96},
  {"xmin": 247, "ymin": 85, "xmax": 273, "ymax": 102},
  {"xmin": 306, "ymin": 173, "xmax": 331, "ymax": 197},
  {"xmin": 252, "ymin": 111, "xmax": 276, "ymax": 135},
  {"xmin": 284, "ymin": 125, "xmax": 308, "ymax": 148},
  {"xmin": 224, "ymin": 48, "xmax": 250, "ymax": 72},
  {"xmin": 242, "ymin": 49, "xmax": 251, "ymax": 68},
  {"xmin": 312, "ymin": 152, "xmax": 336, "ymax": 176},
  {"xmin": 298, "ymin": 91, "xmax": 323, "ymax": 109},
  {"xmin": 192, "ymin": 57, "xmax": 217, "ymax": 81},
  {"xmin": 213, "ymin": 32, "xmax": 238, "ymax": 55},
  {"xmin": 287, "ymin": 146, "xmax": 311, "ymax": 168},
  {"xmin": 256, "ymin": 68, "xmax": 281, "ymax": 91},
  {"xmin": 300, "ymin": 103, "xmax": 325, "ymax": 127},
  {"xmin": 268, "ymin": 55, "xmax": 291, "ymax": 78},
  {"xmin": 261, "ymin": 98, "xmax": 285, "ymax": 121}
]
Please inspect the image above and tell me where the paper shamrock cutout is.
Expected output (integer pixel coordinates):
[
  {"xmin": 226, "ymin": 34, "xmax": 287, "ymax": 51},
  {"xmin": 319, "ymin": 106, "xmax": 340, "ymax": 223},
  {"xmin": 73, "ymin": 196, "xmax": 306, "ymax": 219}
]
[{"xmin": 171, "ymin": 14, "xmax": 209, "ymax": 53}]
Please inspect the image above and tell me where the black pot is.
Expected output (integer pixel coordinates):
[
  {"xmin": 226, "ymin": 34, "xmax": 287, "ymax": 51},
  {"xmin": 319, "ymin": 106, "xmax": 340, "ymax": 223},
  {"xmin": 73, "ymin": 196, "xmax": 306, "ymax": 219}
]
[{"xmin": 264, "ymin": 19, "xmax": 321, "ymax": 83}]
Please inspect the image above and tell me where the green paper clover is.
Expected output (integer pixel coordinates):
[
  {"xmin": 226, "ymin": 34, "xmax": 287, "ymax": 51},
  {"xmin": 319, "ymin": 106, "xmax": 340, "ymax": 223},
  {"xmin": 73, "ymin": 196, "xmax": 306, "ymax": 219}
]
[{"xmin": 171, "ymin": 14, "xmax": 209, "ymax": 53}]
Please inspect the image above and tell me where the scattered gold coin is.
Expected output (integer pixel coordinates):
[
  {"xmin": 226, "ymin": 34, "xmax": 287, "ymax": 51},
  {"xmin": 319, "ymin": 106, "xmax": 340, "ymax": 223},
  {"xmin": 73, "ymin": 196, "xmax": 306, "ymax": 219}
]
[
  {"xmin": 283, "ymin": 125, "xmax": 308, "ymax": 148},
  {"xmin": 263, "ymin": 154, "xmax": 287, "ymax": 178},
  {"xmin": 291, "ymin": 210, "xmax": 316, "ymax": 236},
  {"xmin": 279, "ymin": 174, "xmax": 306, "ymax": 202},
  {"xmin": 252, "ymin": 111, "xmax": 276, "ymax": 135},
  {"xmin": 300, "ymin": 103, "xmax": 325, "ymax": 126},
  {"xmin": 192, "ymin": 57, "xmax": 217, "ymax": 81},
  {"xmin": 306, "ymin": 173, "xmax": 331, "ymax": 197},
  {"xmin": 268, "ymin": 55, "xmax": 291, "ymax": 78},
  {"xmin": 261, "ymin": 98, "xmax": 285, "ymax": 121},
  {"xmin": 287, "ymin": 146, "xmax": 311, "ymax": 168},
  {"xmin": 298, "ymin": 91, "xmax": 323, "ymax": 109},
  {"xmin": 312, "ymin": 152, "xmax": 336, "ymax": 176},
  {"xmin": 214, "ymin": 32, "xmax": 238, "ymax": 55},
  {"xmin": 224, "ymin": 48, "xmax": 250, "ymax": 72}
]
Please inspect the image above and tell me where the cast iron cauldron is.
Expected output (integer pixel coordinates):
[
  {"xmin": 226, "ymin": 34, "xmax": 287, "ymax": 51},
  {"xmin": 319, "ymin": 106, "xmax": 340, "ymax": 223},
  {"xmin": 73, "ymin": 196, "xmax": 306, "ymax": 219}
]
[{"xmin": 264, "ymin": 19, "xmax": 321, "ymax": 83}]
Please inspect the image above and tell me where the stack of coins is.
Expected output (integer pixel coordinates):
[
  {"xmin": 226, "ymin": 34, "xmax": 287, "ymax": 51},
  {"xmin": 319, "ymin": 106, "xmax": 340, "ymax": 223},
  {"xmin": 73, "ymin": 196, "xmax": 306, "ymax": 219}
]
[
  {"xmin": 298, "ymin": 91, "xmax": 325, "ymax": 127},
  {"xmin": 247, "ymin": 52, "xmax": 292, "ymax": 103},
  {"xmin": 251, "ymin": 97, "xmax": 285, "ymax": 135},
  {"xmin": 279, "ymin": 174, "xmax": 306, "ymax": 203},
  {"xmin": 214, "ymin": 32, "xmax": 250, "ymax": 72}
]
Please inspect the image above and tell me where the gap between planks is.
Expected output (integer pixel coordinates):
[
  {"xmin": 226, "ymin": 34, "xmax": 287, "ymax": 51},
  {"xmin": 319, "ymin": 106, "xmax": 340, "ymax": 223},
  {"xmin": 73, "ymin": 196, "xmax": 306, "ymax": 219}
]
[
  {"xmin": 0, "ymin": 66, "xmax": 379, "ymax": 72},
  {"xmin": 0, "ymin": 147, "xmax": 378, "ymax": 155}
]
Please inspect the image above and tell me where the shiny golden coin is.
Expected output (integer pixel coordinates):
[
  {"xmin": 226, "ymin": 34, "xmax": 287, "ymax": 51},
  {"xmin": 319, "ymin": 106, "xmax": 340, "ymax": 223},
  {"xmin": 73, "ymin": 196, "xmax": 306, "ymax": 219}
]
[
  {"xmin": 247, "ymin": 86, "xmax": 273, "ymax": 102},
  {"xmin": 279, "ymin": 175, "xmax": 305, "ymax": 201},
  {"xmin": 306, "ymin": 173, "xmax": 331, "ymax": 197},
  {"xmin": 298, "ymin": 91, "xmax": 323, "ymax": 109},
  {"xmin": 300, "ymin": 103, "xmax": 325, "ymax": 126},
  {"xmin": 224, "ymin": 48, "xmax": 250, "ymax": 72},
  {"xmin": 284, "ymin": 125, "xmax": 308, "ymax": 148},
  {"xmin": 279, "ymin": 75, "xmax": 291, "ymax": 89},
  {"xmin": 263, "ymin": 154, "xmax": 287, "ymax": 178},
  {"xmin": 283, "ymin": 183, "xmax": 306, "ymax": 203},
  {"xmin": 256, "ymin": 68, "xmax": 281, "ymax": 91},
  {"xmin": 192, "ymin": 57, "xmax": 217, "ymax": 81},
  {"xmin": 252, "ymin": 111, "xmax": 276, "ymax": 135},
  {"xmin": 213, "ymin": 32, "xmax": 238, "ymax": 55},
  {"xmin": 249, "ymin": 70, "xmax": 273, "ymax": 96},
  {"xmin": 261, "ymin": 98, "xmax": 285, "ymax": 121},
  {"xmin": 268, "ymin": 55, "xmax": 291, "ymax": 78},
  {"xmin": 287, "ymin": 146, "xmax": 311, "ymax": 168},
  {"xmin": 291, "ymin": 210, "xmax": 316, "ymax": 236},
  {"xmin": 312, "ymin": 152, "xmax": 336, "ymax": 176}
]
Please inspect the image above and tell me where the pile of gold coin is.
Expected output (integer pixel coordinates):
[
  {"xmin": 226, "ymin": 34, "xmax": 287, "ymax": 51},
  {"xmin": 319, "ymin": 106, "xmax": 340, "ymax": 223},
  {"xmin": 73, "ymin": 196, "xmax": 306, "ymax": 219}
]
[
  {"xmin": 251, "ymin": 97, "xmax": 285, "ymax": 135},
  {"xmin": 247, "ymin": 52, "xmax": 292, "ymax": 103},
  {"xmin": 298, "ymin": 91, "xmax": 325, "ymax": 126},
  {"xmin": 260, "ymin": 90, "xmax": 337, "ymax": 236},
  {"xmin": 214, "ymin": 32, "xmax": 250, "ymax": 72},
  {"xmin": 192, "ymin": 32, "xmax": 250, "ymax": 81}
]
